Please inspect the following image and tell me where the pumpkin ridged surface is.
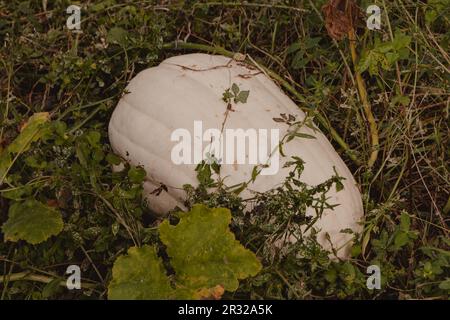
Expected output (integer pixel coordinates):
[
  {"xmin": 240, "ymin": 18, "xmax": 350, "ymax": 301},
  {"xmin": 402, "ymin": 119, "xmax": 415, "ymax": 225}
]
[{"xmin": 109, "ymin": 53, "xmax": 364, "ymax": 258}]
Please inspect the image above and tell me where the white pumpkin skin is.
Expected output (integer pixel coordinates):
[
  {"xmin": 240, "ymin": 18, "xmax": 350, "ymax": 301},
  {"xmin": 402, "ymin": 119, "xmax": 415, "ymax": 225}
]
[{"xmin": 109, "ymin": 53, "xmax": 363, "ymax": 258}]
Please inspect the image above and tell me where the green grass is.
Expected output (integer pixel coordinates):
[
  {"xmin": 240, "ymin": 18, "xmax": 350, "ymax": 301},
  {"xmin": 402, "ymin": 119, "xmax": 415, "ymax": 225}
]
[{"xmin": 0, "ymin": 0, "xmax": 449, "ymax": 299}]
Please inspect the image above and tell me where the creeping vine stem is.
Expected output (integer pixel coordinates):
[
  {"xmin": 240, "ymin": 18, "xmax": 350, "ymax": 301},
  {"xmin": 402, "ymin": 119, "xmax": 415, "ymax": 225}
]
[{"xmin": 346, "ymin": 2, "xmax": 379, "ymax": 168}]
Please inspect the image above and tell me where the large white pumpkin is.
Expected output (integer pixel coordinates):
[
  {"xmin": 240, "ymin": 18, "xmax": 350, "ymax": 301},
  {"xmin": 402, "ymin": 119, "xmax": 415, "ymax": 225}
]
[{"xmin": 109, "ymin": 53, "xmax": 363, "ymax": 258}]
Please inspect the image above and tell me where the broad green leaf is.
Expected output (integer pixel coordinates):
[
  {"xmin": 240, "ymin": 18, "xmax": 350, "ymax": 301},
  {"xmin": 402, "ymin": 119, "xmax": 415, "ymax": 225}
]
[
  {"xmin": 369, "ymin": 54, "xmax": 383, "ymax": 75},
  {"xmin": 1, "ymin": 184, "xmax": 33, "ymax": 200},
  {"xmin": 376, "ymin": 42, "xmax": 394, "ymax": 54},
  {"xmin": 351, "ymin": 244, "xmax": 362, "ymax": 257},
  {"xmin": 107, "ymin": 205, "xmax": 261, "ymax": 300},
  {"xmin": 439, "ymin": 279, "xmax": 450, "ymax": 290},
  {"xmin": 0, "ymin": 153, "xmax": 11, "ymax": 183},
  {"xmin": 340, "ymin": 262, "xmax": 356, "ymax": 283},
  {"xmin": 85, "ymin": 130, "xmax": 101, "ymax": 147},
  {"xmin": 107, "ymin": 27, "xmax": 128, "ymax": 46},
  {"xmin": 108, "ymin": 245, "xmax": 174, "ymax": 300},
  {"xmin": 385, "ymin": 52, "xmax": 400, "ymax": 66},
  {"xmin": 159, "ymin": 205, "xmax": 262, "ymax": 293},
  {"xmin": 42, "ymin": 278, "xmax": 63, "ymax": 298},
  {"xmin": 106, "ymin": 153, "xmax": 122, "ymax": 165},
  {"xmin": 425, "ymin": 10, "xmax": 438, "ymax": 25},
  {"xmin": 291, "ymin": 49, "xmax": 307, "ymax": 69},
  {"xmin": 394, "ymin": 231, "xmax": 409, "ymax": 248},
  {"xmin": 0, "ymin": 113, "xmax": 50, "ymax": 184},
  {"xmin": 357, "ymin": 31, "xmax": 411, "ymax": 76},
  {"xmin": 392, "ymin": 32, "xmax": 411, "ymax": 51},
  {"xmin": 397, "ymin": 47, "xmax": 410, "ymax": 60},
  {"xmin": 2, "ymin": 199, "xmax": 63, "ymax": 244},
  {"xmin": 325, "ymin": 268, "xmax": 337, "ymax": 283},
  {"xmin": 91, "ymin": 0, "xmax": 115, "ymax": 11},
  {"xmin": 357, "ymin": 50, "xmax": 378, "ymax": 74},
  {"xmin": 7, "ymin": 112, "xmax": 50, "ymax": 153}
]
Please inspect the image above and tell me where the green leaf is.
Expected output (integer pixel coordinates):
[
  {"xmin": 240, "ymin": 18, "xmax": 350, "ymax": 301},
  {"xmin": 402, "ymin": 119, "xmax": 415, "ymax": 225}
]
[
  {"xmin": 304, "ymin": 37, "xmax": 321, "ymax": 49},
  {"xmin": 159, "ymin": 205, "xmax": 262, "ymax": 293},
  {"xmin": 232, "ymin": 182, "xmax": 247, "ymax": 195},
  {"xmin": 385, "ymin": 52, "xmax": 400, "ymax": 65},
  {"xmin": 392, "ymin": 31, "xmax": 411, "ymax": 51},
  {"xmin": 394, "ymin": 231, "xmax": 409, "ymax": 249},
  {"xmin": 357, "ymin": 32, "xmax": 411, "ymax": 76},
  {"xmin": 425, "ymin": 9, "xmax": 437, "ymax": 24},
  {"xmin": 128, "ymin": 166, "xmax": 146, "ymax": 184},
  {"xmin": 235, "ymin": 90, "xmax": 249, "ymax": 104},
  {"xmin": 400, "ymin": 212, "xmax": 411, "ymax": 231},
  {"xmin": 0, "ymin": 113, "xmax": 50, "ymax": 184},
  {"xmin": 7, "ymin": 113, "xmax": 50, "ymax": 154},
  {"xmin": 222, "ymin": 89, "xmax": 233, "ymax": 102},
  {"xmin": 75, "ymin": 142, "xmax": 89, "ymax": 168},
  {"xmin": 351, "ymin": 244, "xmax": 362, "ymax": 257},
  {"xmin": 231, "ymin": 83, "xmax": 240, "ymax": 95},
  {"xmin": 196, "ymin": 162, "xmax": 213, "ymax": 186},
  {"xmin": 108, "ymin": 245, "xmax": 174, "ymax": 299},
  {"xmin": 391, "ymin": 95, "xmax": 410, "ymax": 107},
  {"xmin": 86, "ymin": 130, "xmax": 101, "ymax": 147},
  {"xmin": 335, "ymin": 179, "xmax": 344, "ymax": 192},
  {"xmin": 2, "ymin": 199, "xmax": 64, "ymax": 244},
  {"xmin": 361, "ymin": 226, "xmax": 373, "ymax": 256},
  {"xmin": 357, "ymin": 50, "xmax": 379, "ymax": 74},
  {"xmin": 1, "ymin": 184, "xmax": 32, "ymax": 200},
  {"xmin": 325, "ymin": 268, "xmax": 337, "ymax": 283},
  {"xmin": 0, "ymin": 153, "xmax": 11, "ymax": 183},
  {"xmin": 286, "ymin": 42, "xmax": 302, "ymax": 54},
  {"xmin": 107, "ymin": 27, "xmax": 128, "ymax": 46},
  {"xmin": 42, "ymin": 278, "xmax": 63, "ymax": 298},
  {"xmin": 108, "ymin": 205, "xmax": 261, "ymax": 299},
  {"xmin": 106, "ymin": 153, "xmax": 122, "ymax": 165},
  {"xmin": 291, "ymin": 49, "xmax": 307, "ymax": 69},
  {"xmin": 439, "ymin": 279, "xmax": 450, "ymax": 290},
  {"xmin": 251, "ymin": 165, "xmax": 260, "ymax": 182},
  {"xmin": 377, "ymin": 42, "xmax": 394, "ymax": 54}
]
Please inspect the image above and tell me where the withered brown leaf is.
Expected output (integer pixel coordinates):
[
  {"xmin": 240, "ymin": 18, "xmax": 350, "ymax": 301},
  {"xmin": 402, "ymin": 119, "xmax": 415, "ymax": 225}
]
[{"xmin": 322, "ymin": 0, "xmax": 363, "ymax": 40}]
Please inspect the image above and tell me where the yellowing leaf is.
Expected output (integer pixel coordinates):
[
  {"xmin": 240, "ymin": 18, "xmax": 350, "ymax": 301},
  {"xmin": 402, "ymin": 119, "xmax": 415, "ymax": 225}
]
[
  {"xmin": 357, "ymin": 31, "xmax": 411, "ymax": 76},
  {"xmin": 108, "ymin": 245, "xmax": 174, "ymax": 300},
  {"xmin": 8, "ymin": 112, "xmax": 50, "ymax": 153},
  {"xmin": 193, "ymin": 285, "xmax": 225, "ymax": 300},
  {"xmin": 107, "ymin": 205, "xmax": 262, "ymax": 300},
  {"xmin": 159, "ymin": 204, "xmax": 262, "ymax": 293},
  {"xmin": 0, "ymin": 112, "xmax": 50, "ymax": 184},
  {"xmin": 2, "ymin": 199, "xmax": 63, "ymax": 244}
]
